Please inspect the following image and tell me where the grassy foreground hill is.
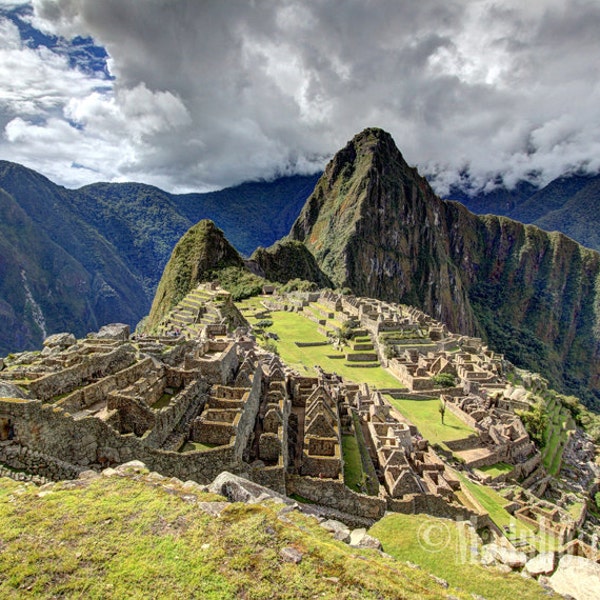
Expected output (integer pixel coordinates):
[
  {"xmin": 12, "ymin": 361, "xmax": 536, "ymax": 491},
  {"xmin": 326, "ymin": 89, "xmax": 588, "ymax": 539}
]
[{"xmin": 0, "ymin": 466, "xmax": 554, "ymax": 600}]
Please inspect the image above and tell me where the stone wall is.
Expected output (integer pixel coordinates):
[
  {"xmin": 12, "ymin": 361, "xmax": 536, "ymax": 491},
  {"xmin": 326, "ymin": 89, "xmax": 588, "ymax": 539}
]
[
  {"xmin": 27, "ymin": 344, "xmax": 136, "ymax": 401},
  {"xmin": 142, "ymin": 379, "xmax": 209, "ymax": 448},
  {"xmin": 0, "ymin": 441, "xmax": 82, "ymax": 481},
  {"xmin": 57, "ymin": 356, "xmax": 157, "ymax": 413},
  {"xmin": 187, "ymin": 342, "xmax": 239, "ymax": 385},
  {"xmin": 232, "ymin": 366, "xmax": 262, "ymax": 461},
  {"xmin": 286, "ymin": 474, "xmax": 386, "ymax": 520},
  {"xmin": 445, "ymin": 401, "xmax": 479, "ymax": 429},
  {"xmin": 387, "ymin": 493, "xmax": 485, "ymax": 523},
  {"xmin": 0, "ymin": 397, "xmax": 242, "ymax": 484}
]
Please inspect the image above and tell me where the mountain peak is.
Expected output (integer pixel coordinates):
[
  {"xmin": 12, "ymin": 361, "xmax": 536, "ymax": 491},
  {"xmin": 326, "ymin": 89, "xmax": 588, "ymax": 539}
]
[{"xmin": 146, "ymin": 219, "xmax": 244, "ymax": 330}]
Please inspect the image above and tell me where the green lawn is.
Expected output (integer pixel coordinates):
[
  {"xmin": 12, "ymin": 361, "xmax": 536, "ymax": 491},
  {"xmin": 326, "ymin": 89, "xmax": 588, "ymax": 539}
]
[
  {"xmin": 370, "ymin": 513, "xmax": 555, "ymax": 600},
  {"xmin": 341, "ymin": 434, "xmax": 365, "ymax": 492},
  {"xmin": 387, "ymin": 396, "xmax": 474, "ymax": 444},
  {"xmin": 475, "ymin": 462, "xmax": 514, "ymax": 479},
  {"xmin": 246, "ymin": 309, "xmax": 403, "ymax": 388}
]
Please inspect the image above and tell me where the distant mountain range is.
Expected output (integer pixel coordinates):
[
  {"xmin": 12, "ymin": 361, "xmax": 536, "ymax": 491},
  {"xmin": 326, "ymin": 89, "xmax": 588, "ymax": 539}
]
[
  {"xmin": 0, "ymin": 160, "xmax": 318, "ymax": 355},
  {"xmin": 2, "ymin": 142, "xmax": 600, "ymax": 409},
  {"xmin": 448, "ymin": 172, "xmax": 600, "ymax": 252}
]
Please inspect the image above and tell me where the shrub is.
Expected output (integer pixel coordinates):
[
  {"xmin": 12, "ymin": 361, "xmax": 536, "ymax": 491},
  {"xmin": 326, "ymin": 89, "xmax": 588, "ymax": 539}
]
[
  {"xmin": 432, "ymin": 373, "xmax": 456, "ymax": 388},
  {"xmin": 263, "ymin": 340, "xmax": 279, "ymax": 356}
]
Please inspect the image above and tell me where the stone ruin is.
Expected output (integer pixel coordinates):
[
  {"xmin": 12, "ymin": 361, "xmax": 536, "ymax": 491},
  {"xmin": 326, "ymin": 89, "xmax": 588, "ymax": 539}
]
[{"xmin": 1, "ymin": 284, "xmax": 598, "ymax": 569}]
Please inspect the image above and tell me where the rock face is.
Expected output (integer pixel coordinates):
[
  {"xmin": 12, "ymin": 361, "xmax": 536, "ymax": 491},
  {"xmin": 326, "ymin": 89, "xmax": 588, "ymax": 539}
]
[
  {"xmin": 288, "ymin": 128, "xmax": 600, "ymax": 408},
  {"xmin": 146, "ymin": 220, "xmax": 245, "ymax": 331},
  {"xmin": 548, "ymin": 555, "xmax": 600, "ymax": 600},
  {"xmin": 250, "ymin": 240, "xmax": 332, "ymax": 288}
]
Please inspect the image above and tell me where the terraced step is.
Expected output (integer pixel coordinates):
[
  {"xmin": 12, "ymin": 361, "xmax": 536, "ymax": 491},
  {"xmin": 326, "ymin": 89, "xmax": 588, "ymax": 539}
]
[
  {"xmin": 353, "ymin": 343, "xmax": 374, "ymax": 351},
  {"xmin": 345, "ymin": 352, "xmax": 378, "ymax": 362}
]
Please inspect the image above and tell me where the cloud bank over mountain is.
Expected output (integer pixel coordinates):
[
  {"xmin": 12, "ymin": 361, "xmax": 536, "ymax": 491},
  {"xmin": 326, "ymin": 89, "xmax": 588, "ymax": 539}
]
[{"xmin": 1, "ymin": 0, "xmax": 599, "ymax": 193}]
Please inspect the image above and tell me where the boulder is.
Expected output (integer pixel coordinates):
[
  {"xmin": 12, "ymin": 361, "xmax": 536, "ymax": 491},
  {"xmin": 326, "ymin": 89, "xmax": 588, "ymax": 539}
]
[
  {"xmin": 208, "ymin": 471, "xmax": 290, "ymax": 505},
  {"xmin": 321, "ymin": 519, "xmax": 351, "ymax": 543},
  {"xmin": 549, "ymin": 555, "xmax": 600, "ymax": 600},
  {"xmin": 349, "ymin": 528, "xmax": 382, "ymax": 550},
  {"xmin": 524, "ymin": 552, "xmax": 555, "ymax": 577},
  {"xmin": 0, "ymin": 380, "xmax": 29, "ymax": 399},
  {"xmin": 94, "ymin": 323, "xmax": 130, "ymax": 341},
  {"xmin": 114, "ymin": 460, "xmax": 148, "ymax": 475},
  {"xmin": 484, "ymin": 543, "xmax": 527, "ymax": 569},
  {"xmin": 43, "ymin": 332, "xmax": 77, "ymax": 349}
]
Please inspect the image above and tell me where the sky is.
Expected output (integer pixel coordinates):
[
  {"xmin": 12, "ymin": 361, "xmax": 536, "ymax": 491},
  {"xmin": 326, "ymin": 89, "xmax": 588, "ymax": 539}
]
[{"xmin": 0, "ymin": 0, "xmax": 599, "ymax": 195}]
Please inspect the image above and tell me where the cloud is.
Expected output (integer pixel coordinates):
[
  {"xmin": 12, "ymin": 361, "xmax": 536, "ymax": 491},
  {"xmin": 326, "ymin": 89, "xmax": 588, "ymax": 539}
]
[{"xmin": 0, "ymin": 0, "xmax": 598, "ymax": 194}]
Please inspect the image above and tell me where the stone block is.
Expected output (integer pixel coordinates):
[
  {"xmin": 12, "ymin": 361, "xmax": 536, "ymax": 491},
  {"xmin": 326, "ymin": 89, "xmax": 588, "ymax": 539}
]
[
  {"xmin": 484, "ymin": 543, "xmax": 527, "ymax": 569},
  {"xmin": 349, "ymin": 528, "xmax": 382, "ymax": 550},
  {"xmin": 43, "ymin": 332, "xmax": 77, "ymax": 349},
  {"xmin": 525, "ymin": 552, "xmax": 555, "ymax": 576},
  {"xmin": 321, "ymin": 519, "xmax": 351, "ymax": 543},
  {"xmin": 549, "ymin": 555, "xmax": 600, "ymax": 600}
]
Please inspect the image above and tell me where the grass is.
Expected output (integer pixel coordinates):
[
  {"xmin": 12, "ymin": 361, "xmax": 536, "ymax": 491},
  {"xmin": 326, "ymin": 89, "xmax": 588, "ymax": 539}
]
[
  {"xmin": 475, "ymin": 462, "xmax": 514, "ymax": 479},
  {"xmin": 457, "ymin": 474, "xmax": 560, "ymax": 552},
  {"xmin": 387, "ymin": 396, "xmax": 474, "ymax": 444},
  {"xmin": 341, "ymin": 434, "xmax": 365, "ymax": 492},
  {"xmin": 0, "ymin": 474, "xmax": 471, "ymax": 599},
  {"xmin": 241, "ymin": 308, "xmax": 403, "ymax": 389},
  {"xmin": 541, "ymin": 397, "xmax": 575, "ymax": 476},
  {"xmin": 370, "ymin": 513, "xmax": 556, "ymax": 600},
  {"xmin": 179, "ymin": 441, "xmax": 220, "ymax": 452}
]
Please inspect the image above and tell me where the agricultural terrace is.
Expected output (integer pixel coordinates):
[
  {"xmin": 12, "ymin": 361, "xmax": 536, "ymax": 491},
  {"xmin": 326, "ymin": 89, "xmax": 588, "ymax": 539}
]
[
  {"xmin": 236, "ymin": 300, "xmax": 402, "ymax": 389},
  {"xmin": 541, "ymin": 393, "xmax": 576, "ymax": 476}
]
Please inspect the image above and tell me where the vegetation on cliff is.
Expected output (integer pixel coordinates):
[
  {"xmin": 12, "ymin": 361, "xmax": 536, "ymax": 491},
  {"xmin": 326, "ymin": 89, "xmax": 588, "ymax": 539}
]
[{"xmin": 251, "ymin": 240, "xmax": 332, "ymax": 288}]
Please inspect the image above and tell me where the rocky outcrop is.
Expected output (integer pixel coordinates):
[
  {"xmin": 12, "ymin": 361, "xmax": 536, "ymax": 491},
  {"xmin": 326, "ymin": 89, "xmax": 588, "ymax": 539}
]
[{"xmin": 288, "ymin": 128, "xmax": 600, "ymax": 408}]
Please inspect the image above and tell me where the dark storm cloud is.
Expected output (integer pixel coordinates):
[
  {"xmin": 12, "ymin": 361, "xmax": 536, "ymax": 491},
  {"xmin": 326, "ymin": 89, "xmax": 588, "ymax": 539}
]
[{"xmin": 0, "ymin": 0, "xmax": 597, "ymax": 193}]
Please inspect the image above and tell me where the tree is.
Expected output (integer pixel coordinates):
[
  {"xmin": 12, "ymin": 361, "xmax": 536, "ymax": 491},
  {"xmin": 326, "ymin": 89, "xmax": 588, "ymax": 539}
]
[{"xmin": 516, "ymin": 400, "xmax": 548, "ymax": 446}]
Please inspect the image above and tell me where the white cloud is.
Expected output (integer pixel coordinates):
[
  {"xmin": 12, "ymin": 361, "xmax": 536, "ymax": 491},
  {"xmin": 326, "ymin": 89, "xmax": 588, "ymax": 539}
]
[{"xmin": 0, "ymin": 0, "xmax": 597, "ymax": 194}]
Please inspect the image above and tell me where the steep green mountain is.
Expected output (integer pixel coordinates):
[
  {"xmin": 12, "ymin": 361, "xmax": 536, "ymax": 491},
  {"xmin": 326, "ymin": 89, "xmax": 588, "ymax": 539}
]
[
  {"xmin": 0, "ymin": 188, "xmax": 93, "ymax": 353},
  {"xmin": 0, "ymin": 163, "xmax": 147, "ymax": 355},
  {"xmin": 287, "ymin": 128, "xmax": 600, "ymax": 408},
  {"xmin": 72, "ymin": 182, "xmax": 193, "ymax": 299},
  {"xmin": 146, "ymin": 220, "xmax": 245, "ymax": 331},
  {"xmin": 449, "ymin": 173, "xmax": 600, "ymax": 253}
]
